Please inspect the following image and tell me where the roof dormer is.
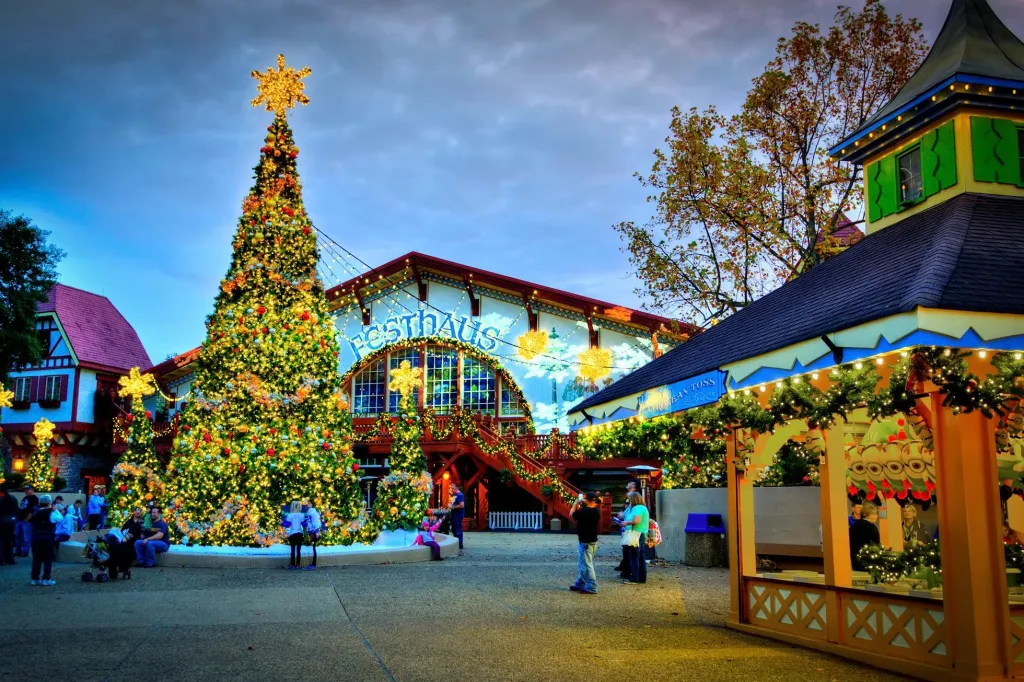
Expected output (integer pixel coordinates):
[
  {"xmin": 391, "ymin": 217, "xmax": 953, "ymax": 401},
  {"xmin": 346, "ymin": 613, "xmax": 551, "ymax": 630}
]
[{"xmin": 830, "ymin": 0, "xmax": 1024, "ymax": 234}]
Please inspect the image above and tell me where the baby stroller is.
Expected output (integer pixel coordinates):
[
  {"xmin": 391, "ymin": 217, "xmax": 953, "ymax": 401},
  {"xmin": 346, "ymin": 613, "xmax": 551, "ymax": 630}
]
[{"xmin": 83, "ymin": 530, "xmax": 134, "ymax": 582}]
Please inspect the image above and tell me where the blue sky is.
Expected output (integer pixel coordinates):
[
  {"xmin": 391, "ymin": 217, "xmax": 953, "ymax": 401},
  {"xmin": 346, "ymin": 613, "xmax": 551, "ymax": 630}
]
[{"xmin": 1, "ymin": 0, "xmax": 1015, "ymax": 363}]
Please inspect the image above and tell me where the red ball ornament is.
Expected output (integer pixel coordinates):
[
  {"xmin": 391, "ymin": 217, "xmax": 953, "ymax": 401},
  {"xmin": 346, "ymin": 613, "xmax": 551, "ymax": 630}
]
[
  {"xmin": 223, "ymin": 448, "xmax": 230, "ymax": 455},
  {"xmin": 239, "ymin": 465, "xmax": 245, "ymax": 473},
  {"xmin": 267, "ymin": 448, "xmax": 275, "ymax": 456},
  {"xmin": 323, "ymin": 442, "xmax": 330, "ymax": 450},
  {"xmin": 202, "ymin": 433, "xmax": 211, "ymax": 443},
  {"xmin": 145, "ymin": 410, "xmax": 152, "ymax": 420},
  {"xmin": 691, "ymin": 465, "xmax": 699, "ymax": 473},
  {"xmin": 802, "ymin": 476, "xmax": 810, "ymax": 483},
  {"xmin": 302, "ymin": 227, "xmax": 311, "ymax": 235},
  {"xmin": 257, "ymin": 306, "xmax": 266, "ymax": 315},
  {"xmin": 352, "ymin": 463, "xmax": 360, "ymax": 472},
  {"xmin": 967, "ymin": 378, "xmax": 978, "ymax": 392},
  {"xmin": 120, "ymin": 485, "xmax": 127, "ymax": 493},
  {"xmin": 289, "ymin": 151, "xmax": 298, "ymax": 158},
  {"xmin": 269, "ymin": 428, "xmax": 276, "ymax": 435},
  {"xmin": 301, "ymin": 312, "xmax": 310, "ymax": 321},
  {"xmin": 183, "ymin": 424, "xmax": 191, "ymax": 431},
  {"xmin": 125, "ymin": 414, "xmax": 134, "ymax": 423}
]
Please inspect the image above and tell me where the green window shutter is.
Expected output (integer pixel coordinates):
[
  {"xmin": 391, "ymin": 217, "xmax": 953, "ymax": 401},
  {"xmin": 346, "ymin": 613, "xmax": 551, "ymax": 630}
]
[
  {"xmin": 973, "ymin": 116, "xmax": 1021, "ymax": 184},
  {"xmin": 935, "ymin": 120, "xmax": 957, "ymax": 190},
  {"xmin": 866, "ymin": 159, "xmax": 884, "ymax": 222},
  {"xmin": 993, "ymin": 118, "xmax": 1021, "ymax": 185},
  {"xmin": 973, "ymin": 116, "xmax": 996, "ymax": 182},
  {"xmin": 878, "ymin": 153, "xmax": 898, "ymax": 217},
  {"xmin": 920, "ymin": 129, "xmax": 940, "ymax": 197},
  {"xmin": 866, "ymin": 153, "xmax": 899, "ymax": 221},
  {"xmin": 922, "ymin": 120, "xmax": 957, "ymax": 196}
]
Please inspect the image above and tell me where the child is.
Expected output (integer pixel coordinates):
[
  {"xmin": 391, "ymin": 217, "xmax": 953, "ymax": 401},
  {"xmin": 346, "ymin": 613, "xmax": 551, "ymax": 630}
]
[
  {"xmin": 283, "ymin": 501, "xmax": 306, "ymax": 569},
  {"xmin": 415, "ymin": 514, "xmax": 443, "ymax": 561},
  {"xmin": 304, "ymin": 503, "xmax": 322, "ymax": 571}
]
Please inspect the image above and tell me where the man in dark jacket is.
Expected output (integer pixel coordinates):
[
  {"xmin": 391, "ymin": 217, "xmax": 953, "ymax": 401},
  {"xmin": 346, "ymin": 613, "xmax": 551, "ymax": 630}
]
[
  {"xmin": 849, "ymin": 502, "xmax": 881, "ymax": 570},
  {"xmin": 28, "ymin": 494, "xmax": 61, "ymax": 586},
  {"xmin": 569, "ymin": 492, "xmax": 601, "ymax": 594},
  {"xmin": 0, "ymin": 486, "xmax": 19, "ymax": 564}
]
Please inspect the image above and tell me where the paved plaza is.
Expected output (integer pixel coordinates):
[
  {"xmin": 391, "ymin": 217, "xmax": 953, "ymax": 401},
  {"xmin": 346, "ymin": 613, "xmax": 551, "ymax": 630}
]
[{"xmin": 0, "ymin": 533, "xmax": 910, "ymax": 682}]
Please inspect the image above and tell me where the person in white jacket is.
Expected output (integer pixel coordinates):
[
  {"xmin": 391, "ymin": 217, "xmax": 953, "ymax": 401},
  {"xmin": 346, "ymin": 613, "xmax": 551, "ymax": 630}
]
[
  {"xmin": 53, "ymin": 501, "xmax": 77, "ymax": 556},
  {"xmin": 283, "ymin": 501, "xmax": 307, "ymax": 570},
  {"xmin": 304, "ymin": 504, "xmax": 322, "ymax": 571}
]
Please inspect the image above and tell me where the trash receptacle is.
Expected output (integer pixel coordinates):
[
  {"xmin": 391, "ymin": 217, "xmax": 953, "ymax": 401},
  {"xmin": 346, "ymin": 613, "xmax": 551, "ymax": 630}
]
[{"xmin": 684, "ymin": 513, "xmax": 727, "ymax": 568}]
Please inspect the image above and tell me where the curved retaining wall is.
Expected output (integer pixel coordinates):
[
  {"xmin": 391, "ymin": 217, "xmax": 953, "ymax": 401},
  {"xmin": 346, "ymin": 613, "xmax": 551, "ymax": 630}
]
[{"xmin": 58, "ymin": 530, "xmax": 459, "ymax": 568}]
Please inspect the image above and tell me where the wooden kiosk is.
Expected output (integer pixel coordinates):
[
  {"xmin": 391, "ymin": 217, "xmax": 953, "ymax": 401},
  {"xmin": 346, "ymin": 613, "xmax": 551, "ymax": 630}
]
[{"xmin": 571, "ymin": 0, "xmax": 1024, "ymax": 679}]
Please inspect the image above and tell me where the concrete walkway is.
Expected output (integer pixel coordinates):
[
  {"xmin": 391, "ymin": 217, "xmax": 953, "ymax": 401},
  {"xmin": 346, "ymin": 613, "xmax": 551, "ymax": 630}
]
[{"xmin": 0, "ymin": 533, "xmax": 911, "ymax": 682}]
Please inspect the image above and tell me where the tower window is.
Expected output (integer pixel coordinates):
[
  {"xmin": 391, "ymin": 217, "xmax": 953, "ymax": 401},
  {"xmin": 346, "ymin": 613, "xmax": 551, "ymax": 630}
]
[{"xmin": 898, "ymin": 146, "xmax": 923, "ymax": 204}]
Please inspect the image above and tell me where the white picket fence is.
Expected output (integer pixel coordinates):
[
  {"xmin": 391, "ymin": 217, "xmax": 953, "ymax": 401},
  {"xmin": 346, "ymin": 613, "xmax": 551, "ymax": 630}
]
[{"xmin": 488, "ymin": 511, "xmax": 542, "ymax": 531}]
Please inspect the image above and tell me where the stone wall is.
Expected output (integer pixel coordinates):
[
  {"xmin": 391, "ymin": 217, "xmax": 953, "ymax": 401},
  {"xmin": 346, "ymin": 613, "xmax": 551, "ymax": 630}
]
[
  {"xmin": 55, "ymin": 452, "xmax": 113, "ymax": 493},
  {"xmin": 656, "ymin": 487, "xmax": 823, "ymax": 562}
]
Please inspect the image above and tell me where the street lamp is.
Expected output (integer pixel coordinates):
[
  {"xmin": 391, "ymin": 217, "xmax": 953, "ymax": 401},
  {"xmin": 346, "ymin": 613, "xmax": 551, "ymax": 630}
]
[{"xmin": 626, "ymin": 465, "xmax": 660, "ymax": 510}]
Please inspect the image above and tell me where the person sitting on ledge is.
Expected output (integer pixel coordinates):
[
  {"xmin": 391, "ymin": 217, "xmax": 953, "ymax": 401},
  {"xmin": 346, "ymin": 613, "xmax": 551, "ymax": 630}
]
[{"xmin": 134, "ymin": 505, "xmax": 169, "ymax": 568}]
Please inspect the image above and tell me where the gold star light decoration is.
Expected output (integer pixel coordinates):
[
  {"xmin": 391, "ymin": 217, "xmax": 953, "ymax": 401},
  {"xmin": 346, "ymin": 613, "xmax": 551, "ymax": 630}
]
[
  {"xmin": 33, "ymin": 418, "xmax": 56, "ymax": 444},
  {"xmin": 118, "ymin": 367, "xmax": 158, "ymax": 400},
  {"xmin": 389, "ymin": 360, "xmax": 423, "ymax": 397},
  {"xmin": 0, "ymin": 388, "xmax": 12, "ymax": 410},
  {"xmin": 251, "ymin": 53, "xmax": 311, "ymax": 116}
]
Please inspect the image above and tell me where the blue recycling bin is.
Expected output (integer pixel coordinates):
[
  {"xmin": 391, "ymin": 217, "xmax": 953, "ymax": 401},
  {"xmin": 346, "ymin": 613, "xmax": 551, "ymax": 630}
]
[{"xmin": 684, "ymin": 513, "xmax": 727, "ymax": 568}]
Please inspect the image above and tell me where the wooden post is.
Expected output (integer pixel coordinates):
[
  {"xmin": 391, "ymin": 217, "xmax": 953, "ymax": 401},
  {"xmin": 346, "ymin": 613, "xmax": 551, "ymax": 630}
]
[
  {"xmin": 820, "ymin": 417, "xmax": 851, "ymax": 644},
  {"xmin": 727, "ymin": 430, "xmax": 756, "ymax": 625},
  {"xmin": 932, "ymin": 394, "xmax": 1009, "ymax": 678}
]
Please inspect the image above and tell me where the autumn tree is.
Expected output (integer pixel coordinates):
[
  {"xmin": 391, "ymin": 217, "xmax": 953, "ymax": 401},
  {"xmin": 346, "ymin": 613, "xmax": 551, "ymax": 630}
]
[{"xmin": 616, "ymin": 0, "xmax": 927, "ymax": 326}]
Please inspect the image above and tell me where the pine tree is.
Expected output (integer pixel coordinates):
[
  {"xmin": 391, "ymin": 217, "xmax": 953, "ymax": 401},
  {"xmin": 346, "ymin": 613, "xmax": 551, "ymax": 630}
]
[
  {"xmin": 374, "ymin": 362, "xmax": 431, "ymax": 531},
  {"xmin": 166, "ymin": 55, "xmax": 364, "ymax": 546},
  {"xmin": 26, "ymin": 418, "xmax": 55, "ymax": 490},
  {"xmin": 107, "ymin": 368, "xmax": 166, "ymax": 527}
]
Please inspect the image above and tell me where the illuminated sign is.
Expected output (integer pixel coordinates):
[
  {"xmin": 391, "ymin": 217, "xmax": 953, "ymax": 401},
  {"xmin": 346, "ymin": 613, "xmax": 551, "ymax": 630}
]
[
  {"xmin": 347, "ymin": 310, "xmax": 502, "ymax": 360},
  {"xmin": 637, "ymin": 369, "xmax": 726, "ymax": 418}
]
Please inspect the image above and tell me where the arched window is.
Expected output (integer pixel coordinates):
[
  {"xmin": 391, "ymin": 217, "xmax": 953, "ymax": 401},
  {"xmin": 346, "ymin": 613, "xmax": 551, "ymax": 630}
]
[
  {"xmin": 425, "ymin": 346, "xmax": 458, "ymax": 414},
  {"xmin": 462, "ymin": 356, "xmax": 495, "ymax": 413},
  {"xmin": 352, "ymin": 358, "xmax": 385, "ymax": 415},
  {"xmin": 388, "ymin": 348, "xmax": 420, "ymax": 412}
]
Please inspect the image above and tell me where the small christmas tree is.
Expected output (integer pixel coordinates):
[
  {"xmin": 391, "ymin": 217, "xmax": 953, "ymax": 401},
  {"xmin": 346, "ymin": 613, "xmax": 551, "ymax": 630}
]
[
  {"xmin": 26, "ymin": 418, "xmax": 55, "ymax": 491},
  {"xmin": 374, "ymin": 361, "xmax": 431, "ymax": 531},
  {"xmin": 166, "ymin": 55, "xmax": 364, "ymax": 546},
  {"xmin": 0, "ymin": 388, "xmax": 12, "ymax": 487},
  {"xmin": 107, "ymin": 368, "xmax": 166, "ymax": 527}
]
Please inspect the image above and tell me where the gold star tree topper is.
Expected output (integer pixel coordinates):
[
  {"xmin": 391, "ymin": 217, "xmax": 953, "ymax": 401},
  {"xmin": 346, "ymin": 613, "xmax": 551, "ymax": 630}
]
[
  {"xmin": 119, "ymin": 367, "xmax": 158, "ymax": 400},
  {"xmin": 33, "ymin": 418, "xmax": 56, "ymax": 443},
  {"xmin": 389, "ymin": 360, "xmax": 423, "ymax": 397},
  {"xmin": 251, "ymin": 54, "xmax": 311, "ymax": 116}
]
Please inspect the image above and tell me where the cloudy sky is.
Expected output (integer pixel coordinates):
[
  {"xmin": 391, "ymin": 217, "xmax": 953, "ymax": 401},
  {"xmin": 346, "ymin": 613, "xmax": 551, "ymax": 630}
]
[{"xmin": 2, "ymin": 0, "xmax": 1020, "ymax": 362}]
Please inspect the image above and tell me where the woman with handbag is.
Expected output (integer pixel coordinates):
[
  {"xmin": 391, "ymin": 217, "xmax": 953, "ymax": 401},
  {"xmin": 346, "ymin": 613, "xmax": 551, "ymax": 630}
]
[{"xmin": 621, "ymin": 491, "xmax": 649, "ymax": 584}]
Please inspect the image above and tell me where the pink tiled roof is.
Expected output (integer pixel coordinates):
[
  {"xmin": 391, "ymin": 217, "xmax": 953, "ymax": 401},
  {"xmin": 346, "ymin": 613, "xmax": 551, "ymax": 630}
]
[
  {"xmin": 38, "ymin": 284, "xmax": 152, "ymax": 372},
  {"xmin": 826, "ymin": 214, "xmax": 865, "ymax": 247}
]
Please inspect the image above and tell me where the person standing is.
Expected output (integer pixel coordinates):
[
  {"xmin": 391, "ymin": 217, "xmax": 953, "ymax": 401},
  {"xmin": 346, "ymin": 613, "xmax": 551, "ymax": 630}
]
[
  {"xmin": 0, "ymin": 486, "xmax": 18, "ymax": 565},
  {"xmin": 569, "ymin": 492, "xmax": 601, "ymax": 595},
  {"xmin": 621, "ymin": 491, "xmax": 649, "ymax": 584},
  {"xmin": 15, "ymin": 486, "xmax": 38, "ymax": 557},
  {"xmin": 901, "ymin": 504, "xmax": 927, "ymax": 547},
  {"xmin": 86, "ymin": 486, "xmax": 104, "ymax": 530},
  {"xmin": 304, "ymin": 503, "xmax": 322, "ymax": 571},
  {"xmin": 614, "ymin": 481, "xmax": 638, "ymax": 576},
  {"xmin": 29, "ymin": 494, "xmax": 62, "ymax": 586},
  {"xmin": 849, "ymin": 502, "xmax": 881, "ymax": 570},
  {"xmin": 448, "ymin": 483, "xmax": 465, "ymax": 551},
  {"xmin": 283, "ymin": 500, "xmax": 306, "ymax": 570}
]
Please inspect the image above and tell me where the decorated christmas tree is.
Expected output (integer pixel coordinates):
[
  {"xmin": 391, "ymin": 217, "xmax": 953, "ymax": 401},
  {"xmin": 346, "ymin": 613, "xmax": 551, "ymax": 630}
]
[
  {"xmin": 26, "ymin": 418, "xmax": 55, "ymax": 491},
  {"xmin": 166, "ymin": 55, "xmax": 364, "ymax": 546},
  {"xmin": 107, "ymin": 368, "xmax": 166, "ymax": 527},
  {"xmin": 374, "ymin": 361, "xmax": 432, "ymax": 531}
]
